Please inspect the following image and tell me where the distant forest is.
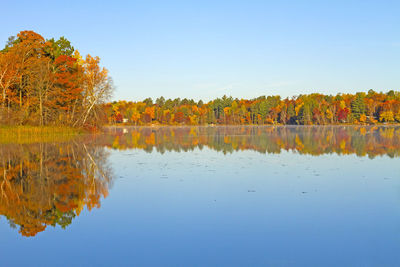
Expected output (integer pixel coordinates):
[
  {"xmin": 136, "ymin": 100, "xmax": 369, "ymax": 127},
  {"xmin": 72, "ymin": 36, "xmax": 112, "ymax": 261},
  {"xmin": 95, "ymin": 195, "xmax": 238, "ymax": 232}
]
[
  {"xmin": 0, "ymin": 31, "xmax": 113, "ymax": 127},
  {"xmin": 105, "ymin": 90, "xmax": 400, "ymax": 125}
]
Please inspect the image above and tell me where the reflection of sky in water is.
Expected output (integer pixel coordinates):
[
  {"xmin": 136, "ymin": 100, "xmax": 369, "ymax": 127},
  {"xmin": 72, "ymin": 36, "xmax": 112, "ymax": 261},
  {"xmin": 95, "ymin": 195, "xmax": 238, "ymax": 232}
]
[{"xmin": 1, "ymin": 144, "xmax": 399, "ymax": 266}]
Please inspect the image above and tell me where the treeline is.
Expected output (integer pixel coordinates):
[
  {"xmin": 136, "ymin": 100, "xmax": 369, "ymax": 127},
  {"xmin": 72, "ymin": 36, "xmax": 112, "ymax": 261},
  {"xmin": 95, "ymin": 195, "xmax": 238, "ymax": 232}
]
[
  {"xmin": 0, "ymin": 31, "xmax": 113, "ymax": 127},
  {"xmin": 104, "ymin": 126, "xmax": 400, "ymax": 158},
  {"xmin": 105, "ymin": 91, "xmax": 400, "ymax": 125}
]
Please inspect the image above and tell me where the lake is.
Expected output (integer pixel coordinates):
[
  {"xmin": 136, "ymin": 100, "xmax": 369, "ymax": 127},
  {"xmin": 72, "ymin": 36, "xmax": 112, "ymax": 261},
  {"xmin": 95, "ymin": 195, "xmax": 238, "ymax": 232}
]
[{"xmin": 1, "ymin": 126, "xmax": 399, "ymax": 266}]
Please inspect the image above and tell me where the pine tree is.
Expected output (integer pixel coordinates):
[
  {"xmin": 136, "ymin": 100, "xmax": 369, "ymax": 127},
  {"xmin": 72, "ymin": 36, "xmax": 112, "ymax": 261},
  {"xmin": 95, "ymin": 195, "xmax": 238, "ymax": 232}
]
[
  {"xmin": 351, "ymin": 93, "xmax": 366, "ymax": 120},
  {"xmin": 298, "ymin": 103, "xmax": 312, "ymax": 125},
  {"xmin": 287, "ymin": 103, "xmax": 295, "ymax": 124}
]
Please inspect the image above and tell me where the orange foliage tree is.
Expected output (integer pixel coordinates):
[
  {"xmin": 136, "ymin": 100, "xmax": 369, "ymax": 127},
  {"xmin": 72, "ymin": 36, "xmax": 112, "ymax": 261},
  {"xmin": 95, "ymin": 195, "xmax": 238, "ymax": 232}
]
[{"xmin": 0, "ymin": 30, "xmax": 113, "ymax": 127}]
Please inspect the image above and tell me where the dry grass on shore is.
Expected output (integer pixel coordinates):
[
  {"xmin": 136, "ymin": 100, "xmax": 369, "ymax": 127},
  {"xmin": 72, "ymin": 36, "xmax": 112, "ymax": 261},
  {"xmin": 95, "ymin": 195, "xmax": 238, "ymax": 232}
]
[{"xmin": 0, "ymin": 126, "xmax": 82, "ymax": 144}]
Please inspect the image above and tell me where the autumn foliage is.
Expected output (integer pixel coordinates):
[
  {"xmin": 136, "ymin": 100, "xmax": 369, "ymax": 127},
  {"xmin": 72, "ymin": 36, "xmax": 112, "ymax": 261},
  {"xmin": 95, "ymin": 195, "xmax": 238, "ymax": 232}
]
[
  {"xmin": 0, "ymin": 31, "xmax": 113, "ymax": 127},
  {"xmin": 105, "ymin": 91, "xmax": 400, "ymax": 126}
]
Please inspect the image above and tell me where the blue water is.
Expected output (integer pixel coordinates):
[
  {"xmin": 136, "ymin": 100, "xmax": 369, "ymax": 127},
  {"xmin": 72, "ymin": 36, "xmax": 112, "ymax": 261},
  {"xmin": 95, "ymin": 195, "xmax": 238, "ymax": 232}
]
[{"xmin": 1, "ymin": 126, "xmax": 400, "ymax": 266}]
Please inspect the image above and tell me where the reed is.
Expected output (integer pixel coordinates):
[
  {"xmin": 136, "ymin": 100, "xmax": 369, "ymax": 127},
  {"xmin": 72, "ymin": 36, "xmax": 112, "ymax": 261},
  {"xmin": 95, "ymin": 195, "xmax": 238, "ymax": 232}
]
[{"xmin": 0, "ymin": 126, "xmax": 82, "ymax": 144}]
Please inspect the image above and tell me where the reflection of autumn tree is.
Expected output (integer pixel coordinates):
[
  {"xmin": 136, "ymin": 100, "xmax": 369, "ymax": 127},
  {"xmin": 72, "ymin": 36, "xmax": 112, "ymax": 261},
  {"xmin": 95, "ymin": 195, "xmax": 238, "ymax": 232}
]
[
  {"xmin": 103, "ymin": 126, "xmax": 400, "ymax": 158},
  {"xmin": 0, "ymin": 142, "xmax": 112, "ymax": 237}
]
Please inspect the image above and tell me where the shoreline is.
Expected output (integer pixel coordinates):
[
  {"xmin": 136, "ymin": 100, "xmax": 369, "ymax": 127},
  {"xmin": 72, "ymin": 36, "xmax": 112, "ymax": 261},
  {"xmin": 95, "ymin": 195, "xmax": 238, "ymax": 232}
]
[{"xmin": 105, "ymin": 124, "xmax": 400, "ymax": 128}]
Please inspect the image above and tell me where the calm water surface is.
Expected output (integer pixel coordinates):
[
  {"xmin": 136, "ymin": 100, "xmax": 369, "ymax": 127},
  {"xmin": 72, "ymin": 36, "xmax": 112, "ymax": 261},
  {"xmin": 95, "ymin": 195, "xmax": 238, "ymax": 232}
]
[{"xmin": 1, "ymin": 126, "xmax": 400, "ymax": 266}]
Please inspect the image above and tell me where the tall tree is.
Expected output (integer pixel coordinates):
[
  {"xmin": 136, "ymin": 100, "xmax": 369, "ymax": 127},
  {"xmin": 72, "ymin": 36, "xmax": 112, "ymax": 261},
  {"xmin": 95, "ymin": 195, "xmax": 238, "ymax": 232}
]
[
  {"xmin": 351, "ymin": 93, "xmax": 366, "ymax": 120},
  {"xmin": 75, "ymin": 55, "xmax": 113, "ymax": 127}
]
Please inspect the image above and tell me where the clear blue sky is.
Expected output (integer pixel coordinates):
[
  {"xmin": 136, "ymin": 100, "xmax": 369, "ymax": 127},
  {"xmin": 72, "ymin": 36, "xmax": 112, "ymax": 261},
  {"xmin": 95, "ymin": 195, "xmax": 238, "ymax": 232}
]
[{"xmin": 1, "ymin": 0, "xmax": 399, "ymax": 101}]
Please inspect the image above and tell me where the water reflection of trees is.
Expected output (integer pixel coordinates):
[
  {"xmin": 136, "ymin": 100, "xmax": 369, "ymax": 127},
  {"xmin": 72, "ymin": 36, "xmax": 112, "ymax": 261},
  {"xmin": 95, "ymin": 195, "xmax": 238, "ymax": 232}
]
[
  {"xmin": 104, "ymin": 126, "xmax": 400, "ymax": 158},
  {"xmin": 0, "ymin": 141, "xmax": 113, "ymax": 237}
]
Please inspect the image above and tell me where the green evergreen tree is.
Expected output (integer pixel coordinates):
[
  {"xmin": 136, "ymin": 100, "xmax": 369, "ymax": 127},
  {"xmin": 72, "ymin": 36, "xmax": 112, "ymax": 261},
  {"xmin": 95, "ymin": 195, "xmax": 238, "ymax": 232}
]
[
  {"xmin": 351, "ymin": 93, "xmax": 366, "ymax": 120},
  {"xmin": 287, "ymin": 103, "xmax": 295, "ymax": 124},
  {"xmin": 298, "ymin": 103, "xmax": 312, "ymax": 125}
]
